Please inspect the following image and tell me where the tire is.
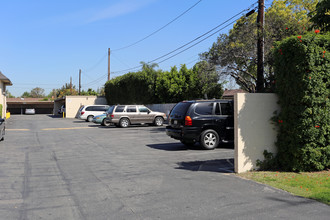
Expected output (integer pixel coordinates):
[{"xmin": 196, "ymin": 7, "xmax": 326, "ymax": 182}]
[
  {"xmin": 119, "ymin": 118, "xmax": 130, "ymax": 128},
  {"xmin": 200, "ymin": 129, "xmax": 219, "ymax": 150},
  {"xmin": 86, "ymin": 115, "xmax": 93, "ymax": 122},
  {"xmin": 154, "ymin": 117, "xmax": 164, "ymax": 126},
  {"xmin": 102, "ymin": 119, "xmax": 111, "ymax": 127}
]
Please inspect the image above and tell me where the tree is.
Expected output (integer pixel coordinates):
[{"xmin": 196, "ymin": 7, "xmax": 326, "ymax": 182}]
[
  {"xmin": 21, "ymin": 91, "xmax": 31, "ymax": 98},
  {"xmin": 80, "ymin": 88, "xmax": 98, "ymax": 96},
  {"xmin": 201, "ymin": 0, "xmax": 317, "ymax": 92},
  {"xmin": 310, "ymin": 0, "xmax": 330, "ymax": 32},
  {"xmin": 5, "ymin": 90, "xmax": 15, "ymax": 98},
  {"xmin": 30, "ymin": 87, "xmax": 45, "ymax": 98},
  {"xmin": 56, "ymin": 83, "xmax": 78, "ymax": 98}
]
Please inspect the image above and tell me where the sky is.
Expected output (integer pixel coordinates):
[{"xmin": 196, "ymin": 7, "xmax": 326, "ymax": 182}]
[{"xmin": 0, "ymin": 0, "xmax": 259, "ymax": 97}]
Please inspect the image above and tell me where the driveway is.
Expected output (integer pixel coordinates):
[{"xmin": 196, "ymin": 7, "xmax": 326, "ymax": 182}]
[{"xmin": 0, "ymin": 115, "xmax": 329, "ymax": 219}]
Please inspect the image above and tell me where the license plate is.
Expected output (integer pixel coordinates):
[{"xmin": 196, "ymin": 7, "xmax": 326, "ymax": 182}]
[{"xmin": 174, "ymin": 120, "xmax": 178, "ymax": 125}]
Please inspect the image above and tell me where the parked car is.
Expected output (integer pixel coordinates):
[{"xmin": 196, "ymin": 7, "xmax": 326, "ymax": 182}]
[
  {"xmin": 77, "ymin": 105, "xmax": 110, "ymax": 122},
  {"xmin": 0, "ymin": 118, "xmax": 5, "ymax": 141},
  {"xmin": 25, "ymin": 108, "xmax": 35, "ymax": 115},
  {"xmin": 92, "ymin": 114, "xmax": 111, "ymax": 126},
  {"xmin": 106, "ymin": 105, "xmax": 167, "ymax": 128},
  {"xmin": 166, "ymin": 100, "xmax": 234, "ymax": 150}
]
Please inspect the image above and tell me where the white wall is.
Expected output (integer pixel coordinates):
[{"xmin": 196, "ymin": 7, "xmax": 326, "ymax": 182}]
[
  {"xmin": 234, "ymin": 93, "xmax": 280, "ymax": 173},
  {"xmin": 61, "ymin": 96, "xmax": 107, "ymax": 118},
  {"xmin": 0, "ymin": 82, "xmax": 5, "ymax": 118}
]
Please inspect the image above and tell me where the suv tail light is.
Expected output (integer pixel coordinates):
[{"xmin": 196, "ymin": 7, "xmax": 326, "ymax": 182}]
[
  {"xmin": 185, "ymin": 116, "xmax": 192, "ymax": 126},
  {"xmin": 81, "ymin": 111, "xmax": 85, "ymax": 115},
  {"xmin": 110, "ymin": 114, "xmax": 114, "ymax": 119}
]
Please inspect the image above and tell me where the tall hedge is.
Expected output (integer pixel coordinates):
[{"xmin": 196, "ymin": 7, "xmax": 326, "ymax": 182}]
[{"xmin": 273, "ymin": 32, "xmax": 330, "ymax": 171}]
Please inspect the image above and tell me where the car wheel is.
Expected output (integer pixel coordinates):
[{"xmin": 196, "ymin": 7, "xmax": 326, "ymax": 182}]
[
  {"xmin": 154, "ymin": 117, "xmax": 164, "ymax": 126},
  {"xmin": 119, "ymin": 118, "xmax": 130, "ymax": 128},
  {"xmin": 86, "ymin": 115, "xmax": 93, "ymax": 122},
  {"xmin": 102, "ymin": 119, "xmax": 111, "ymax": 127},
  {"xmin": 200, "ymin": 129, "xmax": 219, "ymax": 150}
]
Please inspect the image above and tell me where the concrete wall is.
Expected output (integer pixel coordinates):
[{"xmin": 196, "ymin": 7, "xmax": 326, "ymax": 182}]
[
  {"xmin": 234, "ymin": 93, "xmax": 280, "ymax": 173},
  {"xmin": 64, "ymin": 96, "xmax": 107, "ymax": 118},
  {"xmin": 0, "ymin": 82, "xmax": 5, "ymax": 117}
]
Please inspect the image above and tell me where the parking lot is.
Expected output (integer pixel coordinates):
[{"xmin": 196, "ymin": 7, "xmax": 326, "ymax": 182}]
[{"xmin": 1, "ymin": 115, "xmax": 329, "ymax": 219}]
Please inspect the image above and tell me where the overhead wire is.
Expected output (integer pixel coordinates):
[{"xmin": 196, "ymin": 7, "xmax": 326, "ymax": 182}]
[
  {"xmin": 82, "ymin": 2, "xmax": 258, "ymax": 87},
  {"xmin": 109, "ymin": 2, "xmax": 257, "ymax": 75},
  {"xmin": 112, "ymin": 0, "xmax": 203, "ymax": 51}
]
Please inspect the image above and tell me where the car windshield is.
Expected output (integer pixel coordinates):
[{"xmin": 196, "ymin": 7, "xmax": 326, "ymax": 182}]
[{"xmin": 107, "ymin": 106, "xmax": 115, "ymax": 114}]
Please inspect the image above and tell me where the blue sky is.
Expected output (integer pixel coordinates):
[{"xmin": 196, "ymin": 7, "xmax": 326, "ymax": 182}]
[{"xmin": 0, "ymin": 0, "xmax": 258, "ymax": 97}]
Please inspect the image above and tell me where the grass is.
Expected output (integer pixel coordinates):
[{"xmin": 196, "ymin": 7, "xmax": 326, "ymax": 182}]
[{"xmin": 238, "ymin": 170, "xmax": 330, "ymax": 205}]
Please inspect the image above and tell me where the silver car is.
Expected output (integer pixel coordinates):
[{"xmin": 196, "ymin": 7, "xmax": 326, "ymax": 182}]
[{"xmin": 106, "ymin": 105, "xmax": 167, "ymax": 128}]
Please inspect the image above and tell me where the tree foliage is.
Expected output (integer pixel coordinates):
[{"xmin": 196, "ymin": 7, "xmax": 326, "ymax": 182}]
[
  {"xmin": 30, "ymin": 87, "xmax": 45, "ymax": 98},
  {"xmin": 272, "ymin": 32, "xmax": 330, "ymax": 171},
  {"xmin": 56, "ymin": 83, "xmax": 78, "ymax": 98},
  {"xmin": 104, "ymin": 62, "xmax": 224, "ymax": 105},
  {"xmin": 310, "ymin": 0, "xmax": 330, "ymax": 32},
  {"xmin": 201, "ymin": 0, "xmax": 317, "ymax": 92}
]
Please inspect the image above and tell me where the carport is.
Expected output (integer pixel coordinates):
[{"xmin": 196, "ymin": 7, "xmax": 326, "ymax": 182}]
[{"xmin": 7, "ymin": 98, "xmax": 54, "ymax": 114}]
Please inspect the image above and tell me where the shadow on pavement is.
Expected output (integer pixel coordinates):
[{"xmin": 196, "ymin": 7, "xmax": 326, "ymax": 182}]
[
  {"xmin": 176, "ymin": 159, "xmax": 234, "ymax": 173},
  {"xmin": 147, "ymin": 143, "xmax": 202, "ymax": 151}
]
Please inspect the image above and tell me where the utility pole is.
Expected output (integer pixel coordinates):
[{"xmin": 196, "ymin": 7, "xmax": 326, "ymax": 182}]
[
  {"xmin": 108, "ymin": 48, "xmax": 111, "ymax": 81},
  {"xmin": 70, "ymin": 77, "xmax": 73, "ymax": 94},
  {"xmin": 256, "ymin": 0, "xmax": 265, "ymax": 92},
  {"xmin": 79, "ymin": 69, "xmax": 81, "ymax": 95}
]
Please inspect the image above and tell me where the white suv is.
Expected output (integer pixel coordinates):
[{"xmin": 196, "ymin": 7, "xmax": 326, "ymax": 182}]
[{"xmin": 77, "ymin": 105, "xmax": 109, "ymax": 122}]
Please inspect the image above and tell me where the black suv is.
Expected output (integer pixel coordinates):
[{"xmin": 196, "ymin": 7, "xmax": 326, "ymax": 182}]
[{"xmin": 166, "ymin": 100, "xmax": 234, "ymax": 150}]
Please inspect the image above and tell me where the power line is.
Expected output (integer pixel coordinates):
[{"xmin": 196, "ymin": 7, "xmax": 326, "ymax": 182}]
[
  {"xmin": 110, "ymin": 3, "xmax": 257, "ymax": 74},
  {"xmin": 81, "ymin": 2, "xmax": 258, "ymax": 86},
  {"xmin": 112, "ymin": 0, "xmax": 203, "ymax": 51}
]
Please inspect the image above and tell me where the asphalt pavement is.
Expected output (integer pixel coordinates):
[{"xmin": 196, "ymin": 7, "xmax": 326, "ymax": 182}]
[{"xmin": 0, "ymin": 115, "xmax": 329, "ymax": 220}]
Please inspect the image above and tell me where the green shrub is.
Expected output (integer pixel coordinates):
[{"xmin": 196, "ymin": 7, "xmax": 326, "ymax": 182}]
[{"xmin": 272, "ymin": 32, "xmax": 330, "ymax": 171}]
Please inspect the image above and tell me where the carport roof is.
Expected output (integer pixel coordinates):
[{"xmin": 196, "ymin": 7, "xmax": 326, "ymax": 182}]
[
  {"xmin": 0, "ymin": 71, "xmax": 12, "ymax": 86},
  {"xmin": 7, "ymin": 98, "xmax": 54, "ymax": 105}
]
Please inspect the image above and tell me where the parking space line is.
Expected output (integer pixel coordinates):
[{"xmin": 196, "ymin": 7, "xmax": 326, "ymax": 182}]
[
  {"xmin": 7, "ymin": 129, "xmax": 30, "ymax": 131},
  {"xmin": 41, "ymin": 127, "xmax": 92, "ymax": 131}
]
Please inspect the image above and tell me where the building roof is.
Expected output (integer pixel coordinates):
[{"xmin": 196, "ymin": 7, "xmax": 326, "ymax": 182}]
[
  {"xmin": 222, "ymin": 89, "xmax": 248, "ymax": 98},
  {"xmin": 0, "ymin": 71, "xmax": 13, "ymax": 86},
  {"xmin": 7, "ymin": 98, "xmax": 53, "ymax": 104}
]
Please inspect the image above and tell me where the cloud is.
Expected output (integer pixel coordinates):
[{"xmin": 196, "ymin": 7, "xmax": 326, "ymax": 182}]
[{"xmin": 88, "ymin": 0, "xmax": 156, "ymax": 23}]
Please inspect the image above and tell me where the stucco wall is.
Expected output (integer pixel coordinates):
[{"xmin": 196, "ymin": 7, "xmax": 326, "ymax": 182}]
[
  {"xmin": 234, "ymin": 93, "xmax": 280, "ymax": 173},
  {"xmin": 64, "ymin": 96, "xmax": 107, "ymax": 118},
  {"xmin": 0, "ymin": 82, "xmax": 4, "ymax": 117}
]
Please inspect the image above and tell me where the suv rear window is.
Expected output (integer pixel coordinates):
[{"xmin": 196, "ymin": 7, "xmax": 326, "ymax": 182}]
[
  {"xmin": 194, "ymin": 103, "xmax": 213, "ymax": 115},
  {"xmin": 171, "ymin": 102, "xmax": 191, "ymax": 116}
]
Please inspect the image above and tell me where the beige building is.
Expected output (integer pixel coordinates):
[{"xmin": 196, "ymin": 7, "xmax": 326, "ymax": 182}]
[
  {"xmin": 54, "ymin": 96, "xmax": 107, "ymax": 118},
  {"xmin": 0, "ymin": 72, "xmax": 12, "ymax": 118}
]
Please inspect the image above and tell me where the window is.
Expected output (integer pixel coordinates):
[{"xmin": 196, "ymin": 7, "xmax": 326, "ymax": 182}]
[
  {"xmin": 126, "ymin": 106, "xmax": 137, "ymax": 112},
  {"xmin": 215, "ymin": 103, "xmax": 220, "ymax": 115},
  {"xmin": 195, "ymin": 103, "xmax": 213, "ymax": 115},
  {"xmin": 115, "ymin": 106, "xmax": 125, "ymax": 112},
  {"xmin": 220, "ymin": 103, "xmax": 233, "ymax": 115},
  {"xmin": 139, "ymin": 107, "xmax": 149, "ymax": 113},
  {"xmin": 93, "ymin": 106, "xmax": 104, "ymax": 111},
  {"xmin": 85, "ymin": 106, "xmax": 93, "ymax": 111},
  {"xmin": 107, "ymin": 106, "xmax": 114, "ymax": 114}
]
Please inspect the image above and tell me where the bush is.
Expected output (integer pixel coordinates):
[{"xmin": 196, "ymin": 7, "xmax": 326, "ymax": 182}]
[{"xmin": 272, "ymin": 32, "xmax": 330, "ymax": 171}]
